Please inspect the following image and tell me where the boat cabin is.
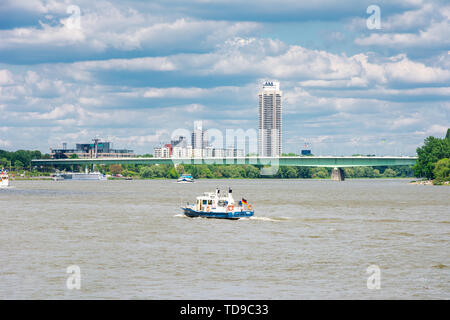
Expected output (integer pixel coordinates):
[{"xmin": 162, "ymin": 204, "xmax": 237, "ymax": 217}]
[{"xmin": 195, "ymin": 188, "xmax": 235, "ymax": 212}]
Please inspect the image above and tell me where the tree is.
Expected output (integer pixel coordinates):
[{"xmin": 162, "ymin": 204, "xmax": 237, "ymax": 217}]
[
  {"xmin": 110, "ymin": 164, "xmax": 123, "ymax": 175},
  {"xmin": 0, "ymin": 157, "xmax": 8, "ymax": 168},
  {"xmin": 167, "ymin": 166, "xmax": 179, "ymax": 179},
  {"xmin": 69, "ymin": 154, "xmax": 79, "ymax": 159},
  {"xmin": 139, "ymin": 166, "xmax": 155, "ymax": 178},
  {"xmin": 14, "ymin": 160, "xmax": 24, "ymax": 170},
  {"xmin": 311, "ymin": 167, "xmax": 329, "ymax": 179},
  {"xmin": 277, "ymin": 166, "xmax": 297, "ymax": 178},
  {"xmin": 433, "ymin": 158, "xmax": 450, "ymax": 182},
  {"xmin": 245, "ymin": 165, "xmax": 260, "ymax": 178},
  {"xmin": 373, "ymin": 169, "xmax": 381, "ymax": 177},
  {"xmin": 414, "ymin": 136, "xmax": 450, "ymax": 179},
  {"xmin": 383, "ymin": 168, "xmax": 397, "ymax": 177},
  {"xmin": 296, "ymin": 167, "xmax": 312, "ymax": 178}
]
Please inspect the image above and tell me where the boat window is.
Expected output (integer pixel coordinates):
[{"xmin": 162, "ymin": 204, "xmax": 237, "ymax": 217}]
[
  {"xmin": 202, "ymin": 200, "xmax": 207, "ymax": 205},
  {"xmin": 208, "ymin": 200, "xmax": 213, "ymax": 205},
  {"xmin": 218, "ymin": 200, "xmax": 226, "ymax": 207}
]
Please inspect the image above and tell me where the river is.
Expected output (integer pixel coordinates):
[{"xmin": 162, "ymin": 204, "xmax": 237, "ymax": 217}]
[{"xmin": 0, "ymin": 179, "xmax": 449, "ymax": 299}]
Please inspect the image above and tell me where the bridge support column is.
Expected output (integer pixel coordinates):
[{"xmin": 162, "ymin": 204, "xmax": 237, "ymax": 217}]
[{"xmin": 331, "ymin": 167, "xmax": 345, "ymax": 181}]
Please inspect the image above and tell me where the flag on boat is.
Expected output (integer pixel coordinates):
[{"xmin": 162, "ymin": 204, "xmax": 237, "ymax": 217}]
[{"xmin": 242, "ymin": 198, "xmax": 248, "ymax": 205}]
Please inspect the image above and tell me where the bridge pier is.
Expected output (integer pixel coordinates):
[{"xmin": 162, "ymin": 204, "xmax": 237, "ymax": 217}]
[{"xmin": 331, "ymin": 167, "xmax": 345, "ymax": 181}]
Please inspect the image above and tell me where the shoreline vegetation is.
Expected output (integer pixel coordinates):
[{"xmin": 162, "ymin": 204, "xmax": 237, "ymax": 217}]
[{"xmin": 1, "ymin": 129, "xmax": 449, "ymax": 185}]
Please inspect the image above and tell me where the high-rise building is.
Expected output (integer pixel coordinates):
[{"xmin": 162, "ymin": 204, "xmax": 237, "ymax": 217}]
[
  {"xmin": 258, "ymin": 81, "xmax": 282, "ymax": 156},
  {"xmin": 191, "ymin": 120, "xmax": 209, "ymax": 157},
  {"xmin": 191, "ymin": 121, "xmax": 208, "ymax": 149}
]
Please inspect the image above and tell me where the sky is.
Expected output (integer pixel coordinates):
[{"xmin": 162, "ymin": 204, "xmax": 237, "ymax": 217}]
[{"xmin": 0, "ymin": 0, "xmax": 449, "ymax": 156}]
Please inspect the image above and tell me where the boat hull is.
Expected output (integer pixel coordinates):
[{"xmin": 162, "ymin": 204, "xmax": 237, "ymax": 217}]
[
  {"xmin": 182, "ymin": 207, "xmax": 254, "ymax": 220},
  {"xmin": 60, "ymin": 173, "xmax": 107, "ymax": 180}
]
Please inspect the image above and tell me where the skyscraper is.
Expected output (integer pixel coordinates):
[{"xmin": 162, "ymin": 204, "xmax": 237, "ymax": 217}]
[
  {"xmin": 258, "ymin": 81, "xmax": 282, "ymax": 156},
  {"xmin": 191, "ymin": 120, "xmax": 208, "ymax": 157}
]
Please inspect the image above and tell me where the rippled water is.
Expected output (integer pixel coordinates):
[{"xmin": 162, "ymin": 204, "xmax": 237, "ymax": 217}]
[{"xmin": 0, "ymin": 179, "xmax": 449, "ymax": 299}]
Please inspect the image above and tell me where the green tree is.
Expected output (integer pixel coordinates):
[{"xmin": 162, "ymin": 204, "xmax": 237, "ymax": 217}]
[
  {"xmin": 14, "ymin": 160, "xmax": 24, "ymax": 170},
  {"xmin": 277, "ymin": 166, "xmax": 297, "ymax": 178},
  {"xmin": 414, "ymin": 135, "xmax": 450, "ymax": 179},
  {"xmin": 344, "ymin": 167, "xmax": 355, "ymax": 178},
  {"xmin": 167, "ymin": 166, "xmax": 179, "ymax": 179},
  {"xmin": 139, "ymin": 166, "xmax": 155, "ymax": 178},
  {"xmin": 69, "ymin": 154, "xmax": 79, "ymax": 159},
  {"xmin": 311, "ymin": 167, "xmax": 329, "ymax": 179},
  {"xmin": 245, "ymin": 165, "xmax": 260, "ymax": 178},
  {"xmin": 296, "ymin": 167, "xmax": 312, "ymax": 178},
  {"xmin": 383, "ymin": 168, "xmax": 397, "ymax": 177},
  {"xmin": 433, "ymin": 158, "xmax": 450, "ymax": 182},
  {"xmin": 0, "ymin": 157, "xmax": 8, "ymax": 168},
  {"xmin": 373, "ymin": 169, "xmax": 381, "ymax": 177}
]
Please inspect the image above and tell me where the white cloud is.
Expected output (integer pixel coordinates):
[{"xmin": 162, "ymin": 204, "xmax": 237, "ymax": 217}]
[
  {"xmin": 355, "ymin": 16, "xmax": 450, "ymax": 49},
  {"xmin": 0, "ymin": 70, "xmax": 14, "ymax": 85},
  {"xmin": 74, "ymin": 57, "xmax": 177, "ymax": 71}
]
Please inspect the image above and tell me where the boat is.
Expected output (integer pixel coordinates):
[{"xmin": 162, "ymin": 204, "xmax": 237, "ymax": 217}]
[
  {"xmin": 52, "ymin": 173, "xmax": 64, "ymax": 181},
  {"xmin": 52, "ymin": 171, "xmax": 107, "ymax": 181},
  {"xmin": 0, "ymin": 169, "xmax": 10, "ymax": 188},
  {"xmin": 177, "ymin": 173, "xmax": 194, "ymax": 183},
  {"xmin": 181, "ymin": 188, "xmax": 254, "ymax": 220}
]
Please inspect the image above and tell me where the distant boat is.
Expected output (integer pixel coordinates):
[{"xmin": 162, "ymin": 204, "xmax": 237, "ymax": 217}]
[
  {"xmin": 0, "ymin": 169, "xmax": 10, "ymax": 188},
  {"xmin": 52, "ymin": 174, "xmax": 64, "ymax": 181},
  {"xmin": 177, "ymin": 174, "xmax": 194, "ymax": 183},
  {"xmin": 53, "ymin": 171, "xmax": 107, "ymax": 181},
  {"xmin": 181, "ymin": 187, "xmax": 254, "ymax": 220}
]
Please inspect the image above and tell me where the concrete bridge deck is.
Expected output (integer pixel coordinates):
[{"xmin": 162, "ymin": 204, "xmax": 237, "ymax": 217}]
[{"xmin": 32, "ymin": 156, "xmax": 417, "ymax": 168}]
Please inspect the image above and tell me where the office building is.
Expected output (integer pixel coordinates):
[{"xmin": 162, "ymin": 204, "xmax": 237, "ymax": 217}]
[
  {"xmin": 258, "ymin": 81, "xmax": 282, "ymax": 157},
  {"xmin": 51, "ymin": 140, "xmax": 135, "ymax": 159}
]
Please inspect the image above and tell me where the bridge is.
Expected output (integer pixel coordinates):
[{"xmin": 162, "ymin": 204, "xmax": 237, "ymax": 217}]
[{"xmin": 31, "ymin": 156, "xmax": 417, "ymax": 181}]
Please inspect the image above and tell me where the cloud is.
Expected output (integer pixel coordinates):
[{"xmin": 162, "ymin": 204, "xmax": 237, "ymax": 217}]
[
  {"xmin": 0, "ymin": 69, "xmax": 14, "ymax": 85},
  {"xmin": 0, "ymin": 2, "xmax": 261, "ymax": 63},
  {"xmin": 355, "ymin": 3, "xmax": 450, "ymax": 49},
  {"xmin": 0, "ymin": 0, "xmax": 448, "ymax": 155}
]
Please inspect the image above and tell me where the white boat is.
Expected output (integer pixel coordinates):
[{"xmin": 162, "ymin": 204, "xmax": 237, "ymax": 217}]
[
  {"xmin": 177, "ymin": 174, "xmax": 194, "ymax": 183},
  {"xmin": 51, "ymin": 173, "xmax": 64, "ymax": 181},
  {"xmin": 53, "ymin": 171, "xmax": 107, "ymax": 181},
  {"xmin": 0, "ymin": 169, "xmax": 10, "ymax": 188},
  {"xmin": 181, "ymin": 187, "xmax": 254, "ymax": 220}
]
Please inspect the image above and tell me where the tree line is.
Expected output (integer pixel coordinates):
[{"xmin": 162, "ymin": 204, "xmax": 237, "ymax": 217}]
[
  {"xmin": 102, "ymin": 163, "xmax": 413, "ymax": 179},
  {"xmin": 3, "ymin": 128, "xmax": 449, "ymax": 182},
  {"xmin": 0, "ymin": 149, "xmax": 47, "ymax": 170},
  {"xmin": 413, "ymin": 128, "xmax": 450, "ymax": 183}
]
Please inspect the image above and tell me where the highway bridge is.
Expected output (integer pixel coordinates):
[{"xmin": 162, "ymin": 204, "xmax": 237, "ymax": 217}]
[{"xmin": 32, "ymin": 156, "xmax": 417, "ymax": 181}]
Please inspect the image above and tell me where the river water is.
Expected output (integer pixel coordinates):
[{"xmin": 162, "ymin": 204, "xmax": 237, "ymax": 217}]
[{"xmin": 0, "ymin": 179, "xmax": 448, "ymax": 299}]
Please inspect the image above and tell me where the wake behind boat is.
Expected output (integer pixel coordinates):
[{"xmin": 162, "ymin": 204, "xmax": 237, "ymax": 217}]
[{"xmin": 181, "ymin": 187, "xmax": 254, "ymax": 220}]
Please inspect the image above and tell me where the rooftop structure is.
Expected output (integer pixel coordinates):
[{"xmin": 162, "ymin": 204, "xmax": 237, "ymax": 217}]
[{"xmin": 50, "ymin": 139, "xmax": 135, "ymax": 159}]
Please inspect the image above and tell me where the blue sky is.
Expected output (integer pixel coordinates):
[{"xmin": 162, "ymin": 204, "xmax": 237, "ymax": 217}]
[{"xmin": 0, "ymin": 0, "xmax": 449, "ymax": 155}]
